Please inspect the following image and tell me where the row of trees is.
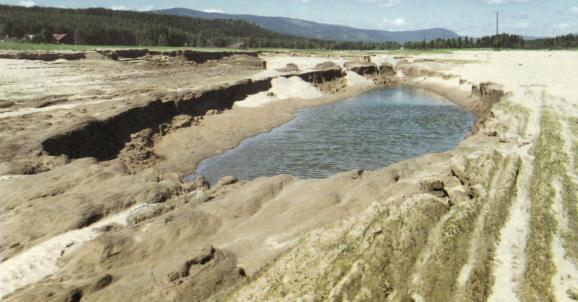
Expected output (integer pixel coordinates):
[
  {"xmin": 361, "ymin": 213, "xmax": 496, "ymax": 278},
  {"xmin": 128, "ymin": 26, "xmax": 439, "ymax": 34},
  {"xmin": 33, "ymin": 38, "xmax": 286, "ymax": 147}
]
[
  {"xmin": 404, "ymin": 34, "xmax": 526, "ymax": 49},
  {"xmin": 1, "ymin": 5, "xmax": 576, "ymax": 50},
  {"xmin": 404, "ymin": 33, "xmax": 578, "ymax": 50},
  {"xmin": 526, "ymin": 34, "xmax": 578, "ymax": 49}
]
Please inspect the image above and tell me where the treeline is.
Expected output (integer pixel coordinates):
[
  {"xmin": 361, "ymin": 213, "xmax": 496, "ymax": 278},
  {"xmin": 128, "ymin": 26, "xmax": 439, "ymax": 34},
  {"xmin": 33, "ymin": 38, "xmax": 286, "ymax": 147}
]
[
  {"xmin": 404, "ymin": 33, "xmax": 578, "ymax": 50},
  {"xmin": 0, "ymin": 5, "xmax": 400, "ymax": 50},
  {"xmin": 404, "ymin": 34, "xmax": 525, "ymax": 49},
  {"xmin": 525, "ymin": 34, "xmax": 578, "ymax": 49}
]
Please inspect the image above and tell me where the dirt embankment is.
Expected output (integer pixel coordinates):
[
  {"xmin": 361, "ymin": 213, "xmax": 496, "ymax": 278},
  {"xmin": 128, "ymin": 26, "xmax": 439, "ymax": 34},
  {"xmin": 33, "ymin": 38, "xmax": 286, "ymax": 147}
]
[
  {"xmin": 96, "ymin": 49, "xmax": 259, "ymax": 64},
  {"xmin": 39, "ymin": 65, "xmax": 352, "ymax": 167},
  {"xmin": 344, "ymin": 61, "xmax": 379, "ymax": 76},
  {"xmin": 41, "ymin": 79, "xmax": 273, "ymax": 161},
  {"xmin": 0, "ymin": 49, "xmax": 261, "ymax": 63},
  {"xmin": 0, "ymin": 52, "xmax": 86, "ymax": 61},
  {"xmin": 0, "ymin": 56, "xmax": 267, "ymax": 175},
  {"xmin": 33, "ymin": 59, "xmax": 395, "ymax": 175},
  {"xmin": 397, "ymin": 61, "xmax": 504, "ymax": 136}
]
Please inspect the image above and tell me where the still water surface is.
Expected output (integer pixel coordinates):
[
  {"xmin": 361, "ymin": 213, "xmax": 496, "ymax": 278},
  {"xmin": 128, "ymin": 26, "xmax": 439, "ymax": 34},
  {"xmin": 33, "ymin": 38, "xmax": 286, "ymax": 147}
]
[{"xmin": 189, "ymin": 87, "xmax": 474, "ymax": 184}]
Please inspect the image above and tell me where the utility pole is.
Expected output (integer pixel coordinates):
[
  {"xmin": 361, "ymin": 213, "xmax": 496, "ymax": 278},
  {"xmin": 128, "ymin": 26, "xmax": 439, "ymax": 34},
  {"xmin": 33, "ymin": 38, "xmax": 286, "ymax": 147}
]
[
  {"xmin": 496, "ymin": 11, "xmax": 499, "ymax": 48},
  {"xmin": 496, "ymin": 11, "xmax": 499, "ymax": 36}
]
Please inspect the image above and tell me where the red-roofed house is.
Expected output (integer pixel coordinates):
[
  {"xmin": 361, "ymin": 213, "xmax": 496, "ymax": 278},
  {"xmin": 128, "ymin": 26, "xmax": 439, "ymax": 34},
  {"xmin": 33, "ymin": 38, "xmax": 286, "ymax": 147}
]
[{"xmin": 52, "ymin": 34, "xmax": 67, "ymax": 44}]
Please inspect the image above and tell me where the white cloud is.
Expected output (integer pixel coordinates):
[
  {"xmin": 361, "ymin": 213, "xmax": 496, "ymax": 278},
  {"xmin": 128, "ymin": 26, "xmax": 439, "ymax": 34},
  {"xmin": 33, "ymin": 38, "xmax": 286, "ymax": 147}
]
[
  {"xmin": 481, "ymin": 0, "xmax": 533, "ymax": 3},
  {"xmin": 137, "ymin": 5, "xmax": 154, "ymax": 11},
  {"xmin": 390, "ymin": 17, "xmax": 406, "ymax": 27},
  {"xmin": 382, "ymin": 17, "xmax": 406, "ymax": 28},
  {"xmin": 356, "ymin": 0, "xmax": 402, "ymax": 7},
  {"xmin": 569, "ymin": 6, "xmax": 578, "ymax": 15},
  {"xmin": 288, "ymin": 0, "xmax": 401, "ymax": 7},
  {"xmin": 110, "ymin": 3, "xmax": 154, "ymax": 11},
  {"xmin": 202, "ymin": 9, "xmax": 225, "ymax": 13},
  {"xmin": 19, "ymin": 1, "xmax": 36, "ymax": 7},
  {"xmin": 110, "ymin": 5, "xmax": 128, "ymax": 10}
]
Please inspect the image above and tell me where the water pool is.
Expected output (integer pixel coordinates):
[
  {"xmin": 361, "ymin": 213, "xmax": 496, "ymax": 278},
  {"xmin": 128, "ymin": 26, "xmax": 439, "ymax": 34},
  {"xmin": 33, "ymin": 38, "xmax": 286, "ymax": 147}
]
[{"xmin": 188, "ymin": 87, "xmax": 474, "ymax": 184}]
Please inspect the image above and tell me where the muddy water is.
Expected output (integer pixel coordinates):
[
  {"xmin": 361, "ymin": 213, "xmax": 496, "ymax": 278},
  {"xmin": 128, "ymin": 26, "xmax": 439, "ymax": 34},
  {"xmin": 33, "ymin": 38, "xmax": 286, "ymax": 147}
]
[{"xmin": 189, "ymin": 87, "xmax": 474, "ymax": 184}]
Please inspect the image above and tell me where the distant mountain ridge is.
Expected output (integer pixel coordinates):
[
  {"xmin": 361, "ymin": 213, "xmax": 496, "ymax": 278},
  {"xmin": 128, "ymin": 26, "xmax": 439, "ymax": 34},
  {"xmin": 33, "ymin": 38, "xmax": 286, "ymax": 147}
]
[{"xmin": 154, "ymin": 8, "xmax": 459, "ymax": 43}]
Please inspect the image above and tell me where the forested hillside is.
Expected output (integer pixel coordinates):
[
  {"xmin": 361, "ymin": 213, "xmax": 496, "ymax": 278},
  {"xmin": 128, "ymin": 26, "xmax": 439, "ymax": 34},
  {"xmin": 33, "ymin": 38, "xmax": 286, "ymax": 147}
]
[
  {"xmin": 0, "ymin": 5, "xmax": 400, "ymax": 49},
  {"xmin": 0, "ymin": 5, "xmax": 289, "ymax": 46}
]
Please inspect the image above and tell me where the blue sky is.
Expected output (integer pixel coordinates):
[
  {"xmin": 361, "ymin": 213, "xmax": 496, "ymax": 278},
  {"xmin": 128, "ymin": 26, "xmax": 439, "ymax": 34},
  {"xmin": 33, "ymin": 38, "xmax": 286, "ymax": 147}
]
[{"xmin": 3, "ymin": 0, "xmax": 578, "ymax": 37}]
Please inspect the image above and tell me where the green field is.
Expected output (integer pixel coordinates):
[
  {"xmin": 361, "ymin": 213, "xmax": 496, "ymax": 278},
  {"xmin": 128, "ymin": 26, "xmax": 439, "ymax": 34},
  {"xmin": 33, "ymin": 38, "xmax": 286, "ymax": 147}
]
[
  {"xmin": 0, "ymin": 41, "xmax": 387, "ymax": 55},
  {"xmin": 0, "ymin": 41, "xmax": 252, "ymax": 52},
  {"xmin": 3, "ymin": 41, "xmax": 573, "ymax": 55},
  {"xmin": 0, "ymin": 41, "xmax": 454, "ymax": 56}
]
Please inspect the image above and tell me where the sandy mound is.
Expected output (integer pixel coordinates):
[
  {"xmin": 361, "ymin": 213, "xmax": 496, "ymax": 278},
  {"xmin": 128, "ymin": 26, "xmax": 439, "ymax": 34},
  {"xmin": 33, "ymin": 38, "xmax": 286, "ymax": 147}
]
[{"xmin": 236, "ymin": 76, "xmax": 324, "ymax": 108}]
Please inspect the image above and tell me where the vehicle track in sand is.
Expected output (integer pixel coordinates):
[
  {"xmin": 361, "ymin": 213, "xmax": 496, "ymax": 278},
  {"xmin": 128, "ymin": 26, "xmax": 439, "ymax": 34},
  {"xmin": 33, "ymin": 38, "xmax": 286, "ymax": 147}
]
[
  {"xmin": 550, "ymin": 107, "xmax": 578, "ymax": 301},
  {"xmin": 411, "ymin": 152, "xmax": 504, "ymax": 302},
  {"xmin": 486, "ymin": 90, "xmax": 542, "ymax": 302}
]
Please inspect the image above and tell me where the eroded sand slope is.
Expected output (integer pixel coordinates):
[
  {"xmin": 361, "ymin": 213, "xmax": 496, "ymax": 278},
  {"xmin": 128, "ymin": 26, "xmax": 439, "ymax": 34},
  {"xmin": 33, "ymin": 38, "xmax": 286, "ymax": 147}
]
[
  {"xmin": 230, "ymin": 51, "xmax": 578, "ymax": 302},
  {"xmin": 0, "ymin": 50, "xmax": 576, "ymax": 302}
]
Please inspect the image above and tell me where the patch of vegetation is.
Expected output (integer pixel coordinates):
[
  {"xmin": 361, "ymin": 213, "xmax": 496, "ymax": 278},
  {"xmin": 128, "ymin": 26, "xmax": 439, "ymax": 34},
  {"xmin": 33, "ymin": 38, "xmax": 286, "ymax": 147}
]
[
  {"xmin": 0, "ymin": 41, "xmax": 96, "ymax": 51},
  {"xmin": 0, "ymin": 41, "xmax": 250, "ymax": 52},
  {"xmin": 465, "ymin": 151, "xmax": 504, "ymax": 192},
  {"xmin": 438, "ymin": 59, "xmax": 480, "ymax": 64},
  {"xmin": 414, "ymin": 152, "xmax": 506, "ymax": 301},
  {"xmin": 570, "ymin": 118, "xmax": 578, "ymax": 174},
  {"xmin": 415, "ymin": 199, "xmax": 482, "ymax": 301},
  {"xmin": 312, "ymin": 199, "xmax": 449, "ymax": 301},
  {"xmin": 464, "ymin": 155, "xmax": 521, "ymax": 302},
  {"xmin": 561, "ymin": 118, "xmax": 578, "ymax": 262},
  {"xmin": 233, "ymin": 197, "xmax": 450, "ymax": 301},
  {"xmin": 562, "ymin": 173, "xmax": 578, "ymax": 262},
  {"xmin": 386, "ymin": 49, "xmax": 454, "ymax": 55},
  {"xmin": 522, "ymin": 110, "xmax": 562, "ymax": 302},
  {"xmin": 494, "ymin": 100, "xmax": 531, "ymax": 138}
]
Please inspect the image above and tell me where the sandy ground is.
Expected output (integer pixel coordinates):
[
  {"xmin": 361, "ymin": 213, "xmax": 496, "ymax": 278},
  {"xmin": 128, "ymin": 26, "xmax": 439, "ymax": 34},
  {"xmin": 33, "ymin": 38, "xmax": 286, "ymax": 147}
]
[
  {"xmin": 0, "ymin": 203, "xmax": 146, "ymax": 297},
  {"xmin": 0, "ymin": 50, "xmax": 576, "ymax": 302}
]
